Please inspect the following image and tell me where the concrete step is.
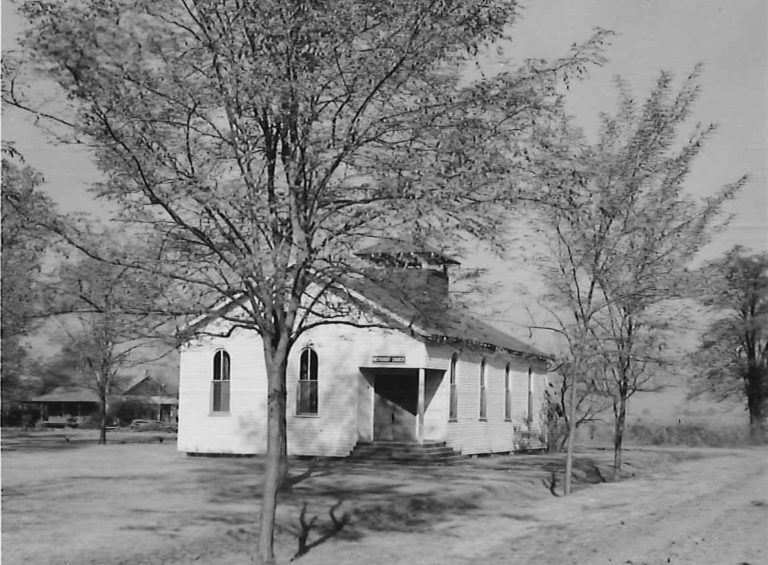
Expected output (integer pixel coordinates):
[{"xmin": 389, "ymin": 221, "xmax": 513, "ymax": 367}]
[
  {"xmin": 348, "ymin": 440, "xmax": 462, "ymax": 464},
  {"xmin": 354, "ymin": 441, "xmax": 447, "ymax": 449},
  {"xmin": 349, "ymin": 447, "xmax": 457, "ymax": 458}
]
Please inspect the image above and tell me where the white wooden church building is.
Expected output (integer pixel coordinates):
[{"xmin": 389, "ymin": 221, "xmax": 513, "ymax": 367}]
[{"xmin": 177, "ymin": 243, "xmax": 550, "ymax": 458}]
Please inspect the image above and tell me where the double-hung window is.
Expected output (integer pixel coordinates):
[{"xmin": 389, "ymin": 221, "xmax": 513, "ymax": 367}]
[
  {"xmin": 212, "ymin": 350, "xmax": 231, "ymax": 413},
  {"xmin": 479, "ymin": 358, "xmax": 487, "ymax": 420},
  {"xmin": 527, "ymin": 367, "xmax": 534, "ymax": 425},
  {"xmin": 449, "ymin": 353, "xmax": 458, "ymax": 421},
  {"xmin": 504, "ymin": 363, "xmax": 512, "ymax": 421},
  {"xmin": 297, "ymin": 348, "xmax": 318, "ymax": 415}
]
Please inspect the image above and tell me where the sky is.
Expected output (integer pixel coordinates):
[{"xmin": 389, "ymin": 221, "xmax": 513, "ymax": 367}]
[
  {"xmin": 2, "ymin": 0, "xmax": 765, "ymax": 252},
  {"xmin": 512, "ymin": 0, "xmax": 767, "ymax": 259},
  {"xmin": 2, "ymin": 0, "xmax": 765, "ymax": 417},
  {"xmin": 2, "ymin": 1, "xmax": 766, "ymax": 247}
]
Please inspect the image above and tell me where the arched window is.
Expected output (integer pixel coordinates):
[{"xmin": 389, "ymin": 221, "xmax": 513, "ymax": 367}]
[
  {"xmin": 527, "ymin": 366, "xmax": 534, "ymax": 425},
  {"xmin": 297, "ymin": 348, "xmax": 318, "ymax": 415},
  {"xmin": 449, "ymin": 353, "xmax": 458, "ymax": 421},
  {"xmin": 212, "ymin": 350, "xmax": 231, "ymax": 413},
  {"xmin": 479, "ymin": 358, "xmax": 487, "ymax": 420},
  {"xmin": 504, "ymin": 363, "xmax": 512, "ymax": 421}
]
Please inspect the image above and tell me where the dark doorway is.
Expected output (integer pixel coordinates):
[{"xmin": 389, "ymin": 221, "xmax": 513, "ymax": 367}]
[{"xmin": 373, "ymin": 372, "xmax": 417, "ymax": 441}]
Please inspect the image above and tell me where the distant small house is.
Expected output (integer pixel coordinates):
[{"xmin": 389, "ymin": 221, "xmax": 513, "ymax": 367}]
[
  {"xmin": 27, "ymin": 388, "xmax": 104, "ymax": 427},
  {"xmin": 27, "ymin": 374, "xmax": 178, "ymax": 427},
  {"xmin": 119, "ymin": 374, "xmax": 178, "ymax": 423},
  {"xmin": 178, "ymin": 243, "xmax": 550, "ymax": 458}
]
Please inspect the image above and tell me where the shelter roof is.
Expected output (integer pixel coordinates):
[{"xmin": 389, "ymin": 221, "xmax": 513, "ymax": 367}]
[{"xmin": 27, "ymin": 388, "xmax": 101, "ymax": 403}]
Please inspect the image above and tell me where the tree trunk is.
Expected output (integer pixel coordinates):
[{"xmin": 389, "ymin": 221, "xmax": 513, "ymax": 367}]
[
  {"xmin": 612, "ymin": 395, "xmax": 627, "ymax": 481},
  {"xmin": 563, "ymin": 367, "xmax": 578, "ymax": 495},
  {"xmin": 278, "ymin": 419, "xmax": 290, "ymax": 491},
  {"xmin": 746, "ymin": 365, "xmax": 768, "ymax": 442},
  {"xmin": 257, "ymin": 345, "xmax": 289, "ymax": 565},
  {"xmin": 99, "ymin": 393, "xmax": 107, "ymax": 445}
]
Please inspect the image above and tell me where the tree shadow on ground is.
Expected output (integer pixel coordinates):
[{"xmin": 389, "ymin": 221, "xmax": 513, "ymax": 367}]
[{"xmin": 188, "ymin": 452, "xmax": 621, "ymax": 560}]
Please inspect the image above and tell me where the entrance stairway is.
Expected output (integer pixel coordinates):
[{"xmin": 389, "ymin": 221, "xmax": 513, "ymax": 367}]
[{"xmin": 348, "ymin": 441, "xmax": 463, "ymax": 464}]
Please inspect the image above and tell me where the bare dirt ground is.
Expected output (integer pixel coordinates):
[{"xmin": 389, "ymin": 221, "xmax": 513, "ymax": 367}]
[{"xmin": 1, "ymin": 430, "xmax": 766, "ymax": 565}]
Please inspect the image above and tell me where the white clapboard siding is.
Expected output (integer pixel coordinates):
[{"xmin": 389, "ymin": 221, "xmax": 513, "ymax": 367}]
[
  {"xmin": 179, "ymin": 322, "xmax": 429, "ymax": 457},
  {"xmin": 178, "ymin": 312, "xmax": 549, "ymax": 456},
  {"xmin": 177, "ymin": 328, "xmax": 268, "ymax": 455},
  {"xmin": 435, "ymin": 345, "xmax": 548, "ymax": 455}
]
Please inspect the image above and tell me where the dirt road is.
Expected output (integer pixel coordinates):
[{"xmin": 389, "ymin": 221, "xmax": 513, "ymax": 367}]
[{"xmin": 301, "ymin": 448, "xmax": 768, "ymax": 565}]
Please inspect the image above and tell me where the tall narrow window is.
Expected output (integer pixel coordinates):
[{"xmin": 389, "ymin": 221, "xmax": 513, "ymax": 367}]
[
  {"xmin": 527, "ymin": 367, "xmax": 534, "ymax": 425},
  {"xmin": 297, "ymin": 348, "xmax": 318, "ymax": 415},
  {"xmin": 479, "ymin": 358, "xmax": 487, "ymax": 420},
  {"xmin": 504, "ymin": 363, "xmax": 512, "ymax": 421},
  {"xmin": 449, "ymin": 353, "xmax": 458, "ymax": 421},
  {"xmin": 212, "ymin": 350, "xmax": 231, "ymax": 412}
]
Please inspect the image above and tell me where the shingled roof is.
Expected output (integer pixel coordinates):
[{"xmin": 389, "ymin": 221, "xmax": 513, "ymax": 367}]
[
  {"xmin": 345, "ymin": 275, "xmax": 548, "ymax": 360},
  {"xmin": 356, "ymin": 240, "xmax": 461, "ymax": 266},
  {"xmin": 28, "ymin": 389, "xmax": 102, "ymax": 403}
]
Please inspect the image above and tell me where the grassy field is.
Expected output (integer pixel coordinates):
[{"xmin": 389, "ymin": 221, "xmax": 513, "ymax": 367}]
[{"xmin": 2, "ymin": 430, "xmax": 764, "ymax": 565}]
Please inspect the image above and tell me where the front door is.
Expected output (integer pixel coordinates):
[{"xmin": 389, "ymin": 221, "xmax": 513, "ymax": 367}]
[{"xmin": 373, "ymin": 373, "xmax": 417, "ymax": 441}]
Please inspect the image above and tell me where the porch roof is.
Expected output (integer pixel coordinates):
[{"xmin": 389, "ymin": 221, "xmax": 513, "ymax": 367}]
[{"xmin": 27, "ymin": 389, "xmax": 101, "ymax": 403}]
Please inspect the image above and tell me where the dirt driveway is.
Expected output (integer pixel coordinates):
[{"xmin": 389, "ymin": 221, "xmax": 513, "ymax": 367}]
[
  {"xmin": 1, "ymin": 433, "xmax": 765, "ymax": 565},
  {"xmin": 300, "ymin": 448, "xmax": 767, "ymax": 565}
]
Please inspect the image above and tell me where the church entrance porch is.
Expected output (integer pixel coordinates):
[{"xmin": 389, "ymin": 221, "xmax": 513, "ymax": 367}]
[{"xmin": 362, "ymin": 368, "xmax": 444, "ymax": 444}]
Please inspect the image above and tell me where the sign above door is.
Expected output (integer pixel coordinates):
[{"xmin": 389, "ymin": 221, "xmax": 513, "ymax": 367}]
[{"xmin": 372, "ymin": 355, "xmax": 406, "ymax": 364}]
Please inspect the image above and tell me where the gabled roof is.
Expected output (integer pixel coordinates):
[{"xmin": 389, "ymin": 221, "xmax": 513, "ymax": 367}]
[
  {"xmin": 344, "ymin": 276, "xmax": 548, "ymax": 360},
  {"xmin": 122, "ymin": 374, "xmax": 170, "ymax": 396},
  {"xmin": 179, "ymin": 264, "xmax": 548, "ymax": 361}
]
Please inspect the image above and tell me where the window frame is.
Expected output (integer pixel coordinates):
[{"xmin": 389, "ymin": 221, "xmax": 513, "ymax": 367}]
[
  {"xmin": 448, "ymin": 353, "xmax": 458, "ymax": 421},
  {"xmin": 211, "ymin": 349, "xmax": 231, "ymax": 414},
  {"xmin": 296, "ymin": 347, "xmax": 319, "ymax": 416},
  {"xmin": 527, "ymin": 366, "xmax": 534, "ymax": 425},
  {"xmin": 479, "ymin": 358, "xmax": 487, "ymax": 421},
  {"xmin": 504, "ymin": 362, "xmax": 512, "ymax": 421}
]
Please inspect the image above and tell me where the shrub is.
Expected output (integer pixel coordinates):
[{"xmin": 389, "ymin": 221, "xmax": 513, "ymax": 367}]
[{"xmin": 625, "ymin": 421, "xmax": 753, "ymax": 447}]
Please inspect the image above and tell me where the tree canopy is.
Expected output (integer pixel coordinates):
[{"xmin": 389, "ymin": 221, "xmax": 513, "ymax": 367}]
[
  {"xmin": 6, "ymin": 1, "xmax": 610, "ymax": 561},
  {"xmin": 532, "ymin": 68, "xmax": 747, "ymax": 485},
  {"xmin": 691, "ymin": 247, "xmax": 768, "ymax": 439},
  {"xmin": 1, "ymin": 150, "xmax": 58, "ymax": 410}
]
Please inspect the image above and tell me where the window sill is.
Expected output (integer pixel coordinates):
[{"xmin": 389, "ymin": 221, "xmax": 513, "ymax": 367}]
[
  {"xmin": 478, "ymin": 418, "xmax": 487, "ymax": 422},
  {"xmin": 209, "ymin": 411, "xmax": 231, "ymax": 417},
  {"xmin": 448, "ymin": 418, "xmax": 458, "ymax": 423},
  {"xmin": 295, "ymin": 413, "xmax": 319, "ymax": 418}
]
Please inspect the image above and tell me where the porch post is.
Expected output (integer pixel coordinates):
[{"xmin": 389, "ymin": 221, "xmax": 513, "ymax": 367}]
[{"xmin": 417, "ymin": 368, "xmax": 425, "ymax": 445}]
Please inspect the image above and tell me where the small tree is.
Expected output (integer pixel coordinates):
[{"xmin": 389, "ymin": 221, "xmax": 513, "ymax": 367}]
[
  {"xmin": 533, "ymin": 68, "xmax": 747, "ymax": 485},
  {"xmin": 544, "ymin": 357, "xmax": 611, "ymax": 453},
  {"xmin": 49, "ymin": 251, "xmax": 172, "ymax": 444},
  {"xmin": 691, "ymin": 247, "xmax": 768, "ymax": 441}
]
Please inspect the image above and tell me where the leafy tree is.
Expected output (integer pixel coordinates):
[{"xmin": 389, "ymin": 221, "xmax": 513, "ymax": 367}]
[
  {"xmin": 1, "ymin": 149, "xmax": 56, "ymax": 414},
  {"xmin": 691, "ymin": 247, "xmax": 768, "ymax": 441},
  {"xmin": 48, "ymin": 250, "xmax": 173, "ymax": 444},
  {"xmin": 533, "ymin": 68, "xmax": 747, "ymax": 487},
  {"xmin": 6, "ymin": 1, "xmax": 609, "ymax": 560}
]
